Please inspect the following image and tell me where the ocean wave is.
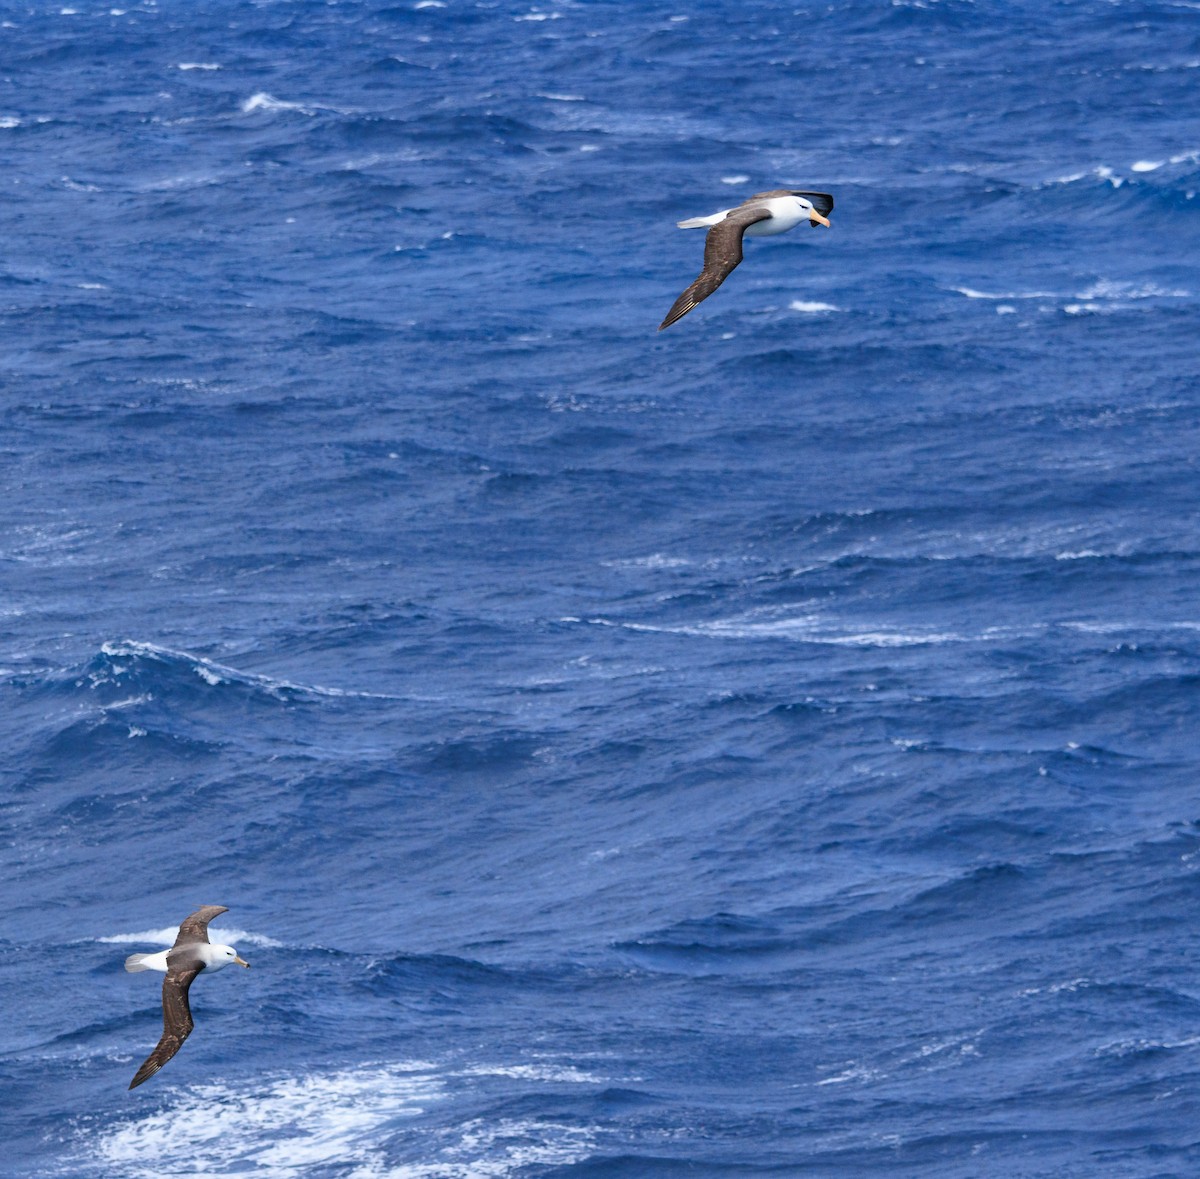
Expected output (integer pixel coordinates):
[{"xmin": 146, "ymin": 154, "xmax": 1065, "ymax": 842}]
[
  {"xmin": 86, "ymin": 640, "xmax": 401, "ymax": 702},
  {"xmin": 82, "ymin": 1059, "xmax": 600, "ymax": 1178},
  {"xmin": 88, "ymin": 1063, "xmax": 444, "ymax": 1178}
]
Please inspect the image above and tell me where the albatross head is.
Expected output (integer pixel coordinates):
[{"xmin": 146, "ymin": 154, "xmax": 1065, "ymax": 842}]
[
  {"xmin": 205, "ymin": 943, "xmax": 251, "ymax": 971},
  {"xmin": 788, "ymin": 193, "xmax": 831, "ymax": 227}
]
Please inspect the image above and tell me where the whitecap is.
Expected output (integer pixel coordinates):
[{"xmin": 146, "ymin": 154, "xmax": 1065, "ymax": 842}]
[
  {"xmin": 241, "ymin": 92, "xmax": 313, "ymax": 115},
  {"xmin": 816, "ymin": 1063, "xmax": 883, "ymax": 1086},
  {"xmin": 584, "ymin": 616, "xmax": 967, "ymax": 647},
  {"xmin": 789, "ymin": 300, "xmax": 840, "ymax": 313},
  {"xmin": 721, "ymin": 174, "xmax": 750, "ymax": 185},
  {"xmin": 600, "ymin": 553, "xmax": 691, "ymax": 569},
  {"xmin": 538, "ymin": 92, "xmax": 585, "ymax": 101},
  {"xmin": 389, "ymin": 1118, "xmax": 596, "ymax": 1178},
  {"xmin": 1131, "ymin": 159, "xmax": 1163, "ymax": 172},
  {"xmin": 1075, "ymin": 279, "xmax": 1189, "ymax": 300},
  {"xmin": 98, "ymin": 638, "xmax": 404, "ymax": 700},
  {"xmin": 96, "ymin": 926, "xmax": 283, "ymax": 948},
  {"xmin": 951, "ymin": 286, "xmax": 1056, "ymax": 300},
  {"xmin": 461, "ymin": 1062, "xmax": 604, "ymax": 1084},
  {"xmin": 91, "ymin": 1064, "xmax": 440, "ymax": 1177},
  {"xmin": 176, "ymin": 62, "xmax": 221, "ymax": 71},
  {"xmin": 0, "ymin": 116, "xmax": 21, "ymax": 129},
  {"xmin": 86, "ymin": 1061, "xmax": 599, "ymax": 1178}
]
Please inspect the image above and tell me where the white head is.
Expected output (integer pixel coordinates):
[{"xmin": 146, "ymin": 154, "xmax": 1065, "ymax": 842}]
[
  {"xmin": 202, "ymin": 942, "xmax": 251, "ymax": 972},
  {"xmin": 789, "ymin": 193, "xmax": 830, "ymax": 227}
]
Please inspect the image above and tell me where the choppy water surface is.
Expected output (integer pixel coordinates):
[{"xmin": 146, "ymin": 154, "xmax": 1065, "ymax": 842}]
[{"xmin": 4, "ymin": 1, "xmax": 1200, "ymax": 1175}]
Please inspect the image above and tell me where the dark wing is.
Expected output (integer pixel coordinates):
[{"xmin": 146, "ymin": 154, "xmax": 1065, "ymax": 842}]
[
  {"xmin": 659, "ymin": 205, "xmax": 773, "ymax": 330},
  {"xmin": 128, "ymin": 965, "xmax": 201, "ymax": 1090},
  {"xmin": 792, "ymin": 191, "xmax": 834, "ymax": 225},
  {"xmin": 173, "ymin": 905, "xmax": 228, "ymax": 948}
]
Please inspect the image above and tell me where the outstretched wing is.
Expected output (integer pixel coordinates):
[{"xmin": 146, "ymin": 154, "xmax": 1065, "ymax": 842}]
[
  {"xmin": 659, "ymin": 205, "xmax": 773, "ymax": 330},
  {"xmin": 128, "ymin": 966, "xmax": 202, "ymax": 1090},
  {"xmin": 173, "ymin": 905, "xmax": 228, "ymax": 948}
]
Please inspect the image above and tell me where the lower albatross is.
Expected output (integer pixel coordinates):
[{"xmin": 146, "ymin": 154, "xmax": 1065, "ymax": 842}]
[
  {"xmin": 659, "ymin": 189, "xmax": 834, "ymax": 330},
  {"xmin": 125, "ymin": 904, "xmax": 250, "ymax": 1090}
]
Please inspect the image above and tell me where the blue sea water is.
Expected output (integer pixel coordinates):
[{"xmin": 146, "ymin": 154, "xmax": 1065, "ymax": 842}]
[{"xmin": 3, "ymin": 0, "xmax": 1200, "ymax": 1173}]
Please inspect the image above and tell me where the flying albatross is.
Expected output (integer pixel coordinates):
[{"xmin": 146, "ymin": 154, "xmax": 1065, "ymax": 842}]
[
  {"xmin": 125, "ymin": 904, "xmax": 250, "ymax": 1090},
  {"xmin": 659, "ymin": 189, "xmax": 834, "ymax": 330}
]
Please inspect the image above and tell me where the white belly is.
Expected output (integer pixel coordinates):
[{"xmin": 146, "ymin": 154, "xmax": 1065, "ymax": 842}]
[{"xmin": 743, "ymin": 197, "xmax": 804, "ymax": 236}]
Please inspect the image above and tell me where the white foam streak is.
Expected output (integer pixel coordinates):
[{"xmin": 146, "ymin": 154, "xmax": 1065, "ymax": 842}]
[
  {"xmin": 462, "ymin": 1062, "xmax": 605, "ymax": 1083},
  {"xmin": 98, "ymin": 638, "xmax": 403, "ymax": 701},
  {"xmin": 789, "ymin": 300, "xmax": 841, "ymax": 313},
  {"xmin": 952, "ymin": 286, "xmax": 1056, "ymax": 300},
  {"xmin": 97, "ymin": 926, "xmax": 283, "ymax": 948},
  {"xmin": 94, "ymin": 1065, "xmax": 438, "ymax": 1178},
  {"xmin": 88, "ymin": 1061, "xmax": 599, "ymax": 1178},
  {"xmin": 953, "ymin": 281, "xmax": 1190, "ymax": 305},
  {"xmin": 584, "ymin": 616, "xmax": 967, "ymax": 647},
  {"xmin": 389, "ymin": 1119, "xmax": 595, "ymax": 1178}
]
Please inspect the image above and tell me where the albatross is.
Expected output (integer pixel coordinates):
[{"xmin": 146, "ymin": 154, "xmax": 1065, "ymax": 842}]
[
  {"xmin": 125, "ymin": 904, "xmax": 250, "ymax": 1090},
  {"xmin": 659, "ymin": 189, "xmax": 834, "ymax": 330}
]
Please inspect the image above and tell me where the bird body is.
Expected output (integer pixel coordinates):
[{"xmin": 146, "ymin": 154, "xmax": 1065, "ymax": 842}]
[
  {"xmin": 677, "ymin": 194, "xmax": 819, "ymax": 236},
  {"xmin": 125, "ymin": 905, "xmax": 249, "ymax": 1090},
  {"xmin": 659, "ymin": 189, "xmax": 834, "ymax": 330},
  {"xmin": 125, "ymin": 942, "xmax": 243, "ymax": 974}
]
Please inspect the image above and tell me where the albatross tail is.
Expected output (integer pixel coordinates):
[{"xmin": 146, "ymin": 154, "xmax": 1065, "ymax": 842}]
[
  {"xmin": 677, "ymin": 211, "xmax": 727, "ymax": 229},
  {"xmin": 125, "ymin": 950, "xmax": 169, "ymax": 973}
]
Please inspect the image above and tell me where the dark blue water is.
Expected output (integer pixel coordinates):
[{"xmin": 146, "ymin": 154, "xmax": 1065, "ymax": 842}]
[{"xmin": 4, "ymin": 0, "xmax": 1200, "ymax": 1174}]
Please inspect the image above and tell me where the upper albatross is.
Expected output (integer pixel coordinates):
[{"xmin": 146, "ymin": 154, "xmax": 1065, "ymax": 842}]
[
  {"xmin": 125, "ymin": 904, "xmax": 250, "ymax": 1090},
  {"xmin": 659, "ymin": 189, "xmax": 834, "ymax": 330}
]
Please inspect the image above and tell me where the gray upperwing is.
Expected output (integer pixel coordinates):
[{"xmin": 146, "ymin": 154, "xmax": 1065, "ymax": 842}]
[{"xmin": 658, "ymin": 205, "xmax": 773, "ymax": 330}]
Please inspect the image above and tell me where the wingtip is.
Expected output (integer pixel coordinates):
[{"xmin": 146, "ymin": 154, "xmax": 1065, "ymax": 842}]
[
  {"xmin": 658, "ymin": 296, "xmax": 696, "ymax": 331},
  {"xmin": 128, "ymin": 1066, "xmax": 154, "ymax": 1090}
]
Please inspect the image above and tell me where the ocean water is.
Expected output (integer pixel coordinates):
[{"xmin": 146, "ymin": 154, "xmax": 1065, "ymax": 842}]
[{"xmin": 4, "ymin": 0, "xmax": 1200, "ymax": 1174}]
